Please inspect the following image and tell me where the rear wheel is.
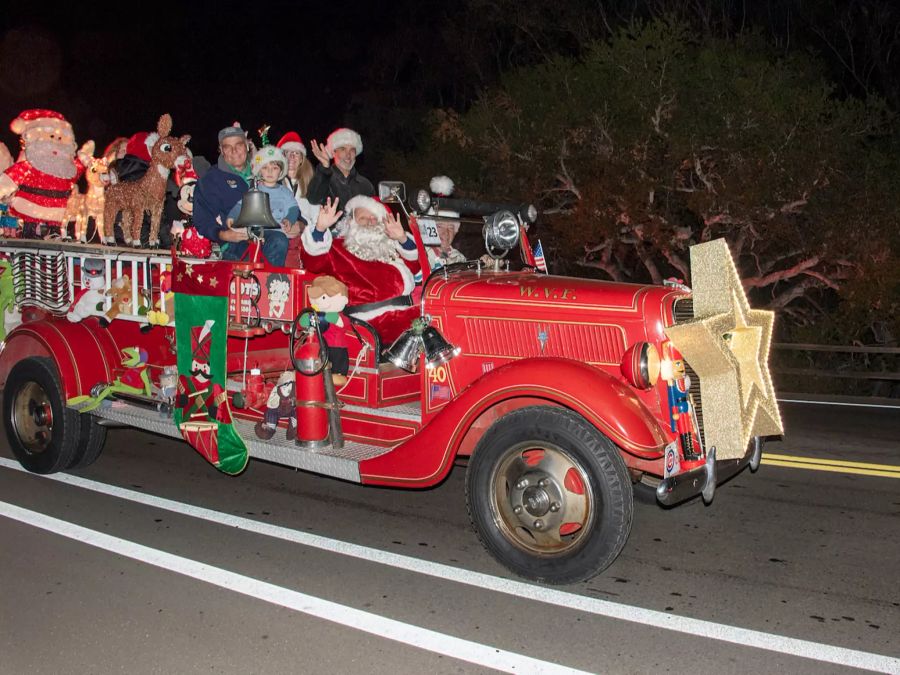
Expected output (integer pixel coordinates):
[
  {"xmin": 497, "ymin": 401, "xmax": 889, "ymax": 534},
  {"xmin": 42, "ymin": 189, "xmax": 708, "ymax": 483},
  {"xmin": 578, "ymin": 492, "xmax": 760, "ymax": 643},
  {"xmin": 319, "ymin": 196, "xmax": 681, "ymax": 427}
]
[
  {"xmin": 3, "ymin": 357, "xmax": 80, "ymax": 474},
  {"xmin": 466, "ymin": 406, "xmax": 633, "ymax": 584}
]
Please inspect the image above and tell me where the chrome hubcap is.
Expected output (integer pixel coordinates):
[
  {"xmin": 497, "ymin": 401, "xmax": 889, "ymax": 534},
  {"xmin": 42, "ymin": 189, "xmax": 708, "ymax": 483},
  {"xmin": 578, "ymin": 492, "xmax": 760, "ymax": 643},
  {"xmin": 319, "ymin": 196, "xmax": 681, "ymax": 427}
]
[
  {"xmin": 12, "ymin": 382, "xmax": 54, "ymax": 453},
  {"xmin": 491, "ymin": 443, "xmax": 594, "ymax": 555}
]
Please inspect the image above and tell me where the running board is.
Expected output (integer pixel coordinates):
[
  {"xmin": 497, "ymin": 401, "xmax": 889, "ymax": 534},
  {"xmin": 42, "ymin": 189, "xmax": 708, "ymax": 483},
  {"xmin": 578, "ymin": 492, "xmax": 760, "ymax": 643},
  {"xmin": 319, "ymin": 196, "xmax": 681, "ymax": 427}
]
[{"xmin": 77, "ymin": 401, "xmax": 393, "ymax": 482}]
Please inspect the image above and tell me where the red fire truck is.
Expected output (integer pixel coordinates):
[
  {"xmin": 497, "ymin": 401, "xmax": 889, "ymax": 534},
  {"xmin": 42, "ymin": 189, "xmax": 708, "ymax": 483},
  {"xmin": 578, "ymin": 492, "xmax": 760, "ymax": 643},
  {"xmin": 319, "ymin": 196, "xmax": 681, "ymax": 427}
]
[{"xmin": 0, "ymin": 182, "xmax": 782, "ymax": 584}]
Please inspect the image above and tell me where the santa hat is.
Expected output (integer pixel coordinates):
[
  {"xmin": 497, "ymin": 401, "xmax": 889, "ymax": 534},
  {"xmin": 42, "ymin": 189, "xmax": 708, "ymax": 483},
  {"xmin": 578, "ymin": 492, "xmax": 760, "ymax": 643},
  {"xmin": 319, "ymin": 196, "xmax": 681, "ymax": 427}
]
[
  {"xmin": 10, "ymin": 109, "xmax": 69, "ymax": 135},
  {"xmin": 191, "ymin": 320, "xmax": 215, "ymax": 362},
  {"xmin": 429, "ymin": 175, "xmax": 459, "ymax": 222},
  {"xmin": 326, "ymin": 128, "xmax": 363, "ymax": 157},
  {"xmin": 345, "ymin": 194, "xmax": 387, "ymax": 223},
  {"xmin": 124, "ymin": 131, "xmax": 158, "ymax": 163},
  {"xmin": 430, "ymin": 176, "xmax": 454, "ymax": 197},
  {"xmin": 277, "ymin": 131, "xmax": 306, "ymax": 156},
  {"xmin": 251, "ymin": 145, "xmax": 287, "ymax": 179}
]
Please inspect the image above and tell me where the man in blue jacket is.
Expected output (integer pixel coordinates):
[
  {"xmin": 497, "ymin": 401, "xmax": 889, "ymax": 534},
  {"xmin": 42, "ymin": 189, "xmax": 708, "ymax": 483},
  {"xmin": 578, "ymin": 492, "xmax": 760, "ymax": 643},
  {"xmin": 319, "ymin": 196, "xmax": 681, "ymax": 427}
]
[{"xmin": 193, "ymin": 123, "xmax": 289, "ymax": 265}]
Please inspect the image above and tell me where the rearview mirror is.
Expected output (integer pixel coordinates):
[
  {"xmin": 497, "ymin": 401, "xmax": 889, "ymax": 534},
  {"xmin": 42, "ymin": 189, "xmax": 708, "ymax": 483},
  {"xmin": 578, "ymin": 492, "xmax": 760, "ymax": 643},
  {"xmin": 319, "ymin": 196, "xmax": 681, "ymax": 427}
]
[{"xmin": 378, "ymin": 181, "xmax": 407, "ymax": 204}]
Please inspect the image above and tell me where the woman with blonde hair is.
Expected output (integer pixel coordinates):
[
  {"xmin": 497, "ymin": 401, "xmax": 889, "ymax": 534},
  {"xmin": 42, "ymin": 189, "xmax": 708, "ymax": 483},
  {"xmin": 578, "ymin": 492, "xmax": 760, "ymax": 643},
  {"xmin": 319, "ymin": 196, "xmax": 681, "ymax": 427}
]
[{"xmin": 277, "ymin": 131, "xmax": 314, "ymax": 200}]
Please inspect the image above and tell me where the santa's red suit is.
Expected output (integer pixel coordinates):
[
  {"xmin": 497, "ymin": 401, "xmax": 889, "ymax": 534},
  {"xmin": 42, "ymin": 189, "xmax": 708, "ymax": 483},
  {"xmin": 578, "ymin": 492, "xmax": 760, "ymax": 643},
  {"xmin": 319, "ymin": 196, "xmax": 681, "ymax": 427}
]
[
  {"xmin": 300, "ymin": 201, "xmax": 421, "ymax": 343},
  {"xmin": 0, "ymin": 110, "xmax": 88, "ymax": 236},
  {"xmin": 3, "ymin": 162, "xmax": 84, "ymax": 225}
]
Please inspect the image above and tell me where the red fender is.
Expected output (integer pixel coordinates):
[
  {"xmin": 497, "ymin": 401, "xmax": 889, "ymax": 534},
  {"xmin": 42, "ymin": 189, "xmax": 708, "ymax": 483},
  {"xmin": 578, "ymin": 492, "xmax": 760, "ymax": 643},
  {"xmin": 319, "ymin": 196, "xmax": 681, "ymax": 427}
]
[
  {"xmin": 359, "ymin": 357, "xmax": 670, "ymax": 487},
  {"xmin": 0, "ymin": 317, "xmax": 119, "ymax": 398}
]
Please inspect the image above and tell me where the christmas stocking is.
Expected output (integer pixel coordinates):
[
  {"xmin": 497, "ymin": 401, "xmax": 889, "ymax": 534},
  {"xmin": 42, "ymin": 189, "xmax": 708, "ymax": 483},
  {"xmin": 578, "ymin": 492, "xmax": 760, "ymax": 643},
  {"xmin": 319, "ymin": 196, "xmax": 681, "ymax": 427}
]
[{"xmin": 172, "ymin": 259, "xmax": 248, "ymax": 475}]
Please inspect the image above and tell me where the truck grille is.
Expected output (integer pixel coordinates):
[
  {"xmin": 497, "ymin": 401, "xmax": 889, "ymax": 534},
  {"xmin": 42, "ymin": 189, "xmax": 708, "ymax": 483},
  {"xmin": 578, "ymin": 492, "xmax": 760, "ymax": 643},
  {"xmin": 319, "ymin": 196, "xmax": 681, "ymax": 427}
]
[
  {"xmin": 462, "ymin": 318, "xmax": 625, "ymax": 365},
  {"xmin": 671, "ymin": 298, "xmax": 706, "ymax": 450}
]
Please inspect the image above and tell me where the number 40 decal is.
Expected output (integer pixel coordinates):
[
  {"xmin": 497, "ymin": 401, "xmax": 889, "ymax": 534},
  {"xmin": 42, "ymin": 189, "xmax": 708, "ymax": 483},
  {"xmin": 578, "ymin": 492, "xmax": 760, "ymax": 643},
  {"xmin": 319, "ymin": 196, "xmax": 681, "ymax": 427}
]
[{"xmin": 429, "ymin": 365, "xmax": 449, "ymax": 382}]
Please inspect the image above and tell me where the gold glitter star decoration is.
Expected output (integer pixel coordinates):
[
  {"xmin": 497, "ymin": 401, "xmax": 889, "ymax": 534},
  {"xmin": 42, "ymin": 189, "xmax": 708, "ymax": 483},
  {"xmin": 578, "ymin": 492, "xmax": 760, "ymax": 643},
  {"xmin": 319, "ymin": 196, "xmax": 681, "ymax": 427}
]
[{"xmin": 664, "ymin": 239, "xmax": 783, "ymax": 460}]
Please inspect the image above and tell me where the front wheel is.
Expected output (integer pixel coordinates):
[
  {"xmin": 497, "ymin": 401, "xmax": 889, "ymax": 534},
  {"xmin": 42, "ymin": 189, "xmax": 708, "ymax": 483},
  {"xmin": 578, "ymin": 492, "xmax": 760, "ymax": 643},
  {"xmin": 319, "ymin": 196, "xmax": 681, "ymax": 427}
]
[
  {"xmin": 3, "ymin": 357, "xmax": 81, "ymax": 474},
  {"xmin": 466, "ymin": 406, "xmax": 633, "ymax": 585}
]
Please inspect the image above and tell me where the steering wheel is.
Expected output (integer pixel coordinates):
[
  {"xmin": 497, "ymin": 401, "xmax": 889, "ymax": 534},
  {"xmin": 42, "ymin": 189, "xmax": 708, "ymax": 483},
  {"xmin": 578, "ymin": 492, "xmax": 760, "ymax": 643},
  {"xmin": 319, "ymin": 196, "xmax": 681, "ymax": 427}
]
[{"xmin": 289, "ymin": 307, "xmax": 329, "ymax": 377}]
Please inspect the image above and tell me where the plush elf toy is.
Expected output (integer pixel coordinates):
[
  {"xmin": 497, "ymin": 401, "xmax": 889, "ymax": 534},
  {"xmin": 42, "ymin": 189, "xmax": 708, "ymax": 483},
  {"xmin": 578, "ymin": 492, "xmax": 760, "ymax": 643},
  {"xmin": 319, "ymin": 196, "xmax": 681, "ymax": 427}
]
[{"xmin": 301, "ymin": 275, "xmax": 355, "ymax": 385}]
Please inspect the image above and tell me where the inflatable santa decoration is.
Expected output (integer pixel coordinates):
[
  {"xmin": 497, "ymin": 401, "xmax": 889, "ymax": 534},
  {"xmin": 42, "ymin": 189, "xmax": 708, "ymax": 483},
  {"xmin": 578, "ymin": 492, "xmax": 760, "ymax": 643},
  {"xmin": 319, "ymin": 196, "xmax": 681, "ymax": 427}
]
[{"xmin": 0, "ymin": 109, "xmax": 94, "ymax": 239}]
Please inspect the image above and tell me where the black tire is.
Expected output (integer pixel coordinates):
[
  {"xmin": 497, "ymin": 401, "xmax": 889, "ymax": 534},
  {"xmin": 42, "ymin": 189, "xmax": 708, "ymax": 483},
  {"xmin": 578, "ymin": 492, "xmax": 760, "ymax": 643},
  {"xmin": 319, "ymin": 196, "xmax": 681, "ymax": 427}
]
[
  {"xmin": 67, "ymin": 414, "xmax": 107, "ymax": 470},
  {"xmin": 466, "ymin": 406, "xmax": 633, "ymax": 584},
  {"xmin": 3, "ymin": 357, "xmax": 81, "ymax": 474}
]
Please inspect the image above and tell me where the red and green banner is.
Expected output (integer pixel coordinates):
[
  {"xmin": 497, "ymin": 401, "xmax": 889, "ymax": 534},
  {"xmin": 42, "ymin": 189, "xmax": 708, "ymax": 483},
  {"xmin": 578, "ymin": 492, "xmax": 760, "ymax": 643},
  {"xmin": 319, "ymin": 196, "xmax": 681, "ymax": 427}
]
[{"xmin": 172, "ymin": 258, "xmax": 248, "ymax": 475}]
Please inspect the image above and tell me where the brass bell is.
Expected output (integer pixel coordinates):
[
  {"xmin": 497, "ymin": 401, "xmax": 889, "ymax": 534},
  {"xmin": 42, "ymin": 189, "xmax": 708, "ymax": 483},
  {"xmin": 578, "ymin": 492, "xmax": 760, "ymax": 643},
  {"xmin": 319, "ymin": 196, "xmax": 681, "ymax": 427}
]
[{"xmin": 233, "ymin": 184, "xmax": 280, "ymax": 230}]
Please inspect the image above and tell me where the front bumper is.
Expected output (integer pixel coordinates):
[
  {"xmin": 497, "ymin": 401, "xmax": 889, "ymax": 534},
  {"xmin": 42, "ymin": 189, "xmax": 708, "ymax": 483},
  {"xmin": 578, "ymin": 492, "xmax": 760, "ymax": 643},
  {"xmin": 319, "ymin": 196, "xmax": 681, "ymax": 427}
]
[{"xmin": 656, "ymin": 437, "xmax": 763, "ymax": 506}]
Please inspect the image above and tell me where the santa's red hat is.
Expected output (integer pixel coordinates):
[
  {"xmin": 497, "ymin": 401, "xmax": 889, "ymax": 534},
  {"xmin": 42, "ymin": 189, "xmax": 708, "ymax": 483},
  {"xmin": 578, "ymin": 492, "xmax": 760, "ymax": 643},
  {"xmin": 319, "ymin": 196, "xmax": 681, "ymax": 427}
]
[
  {"xmin": 124, "ymin": 131, "xmax": 158, "ymax": 163},
  {"xmin": 326, "ymin": 128, "xmax": 363, "ymax": 157},
  {"xmin": 345, "ymin": 194, "xmax": 387, "ymax": 222},
  {"xmin": 276, "ymin": 131, "xmax": 306, "ymax": 156},
  {"xmin": 10, "ymin": 109, "xmax": 69, "ymax": 135}
]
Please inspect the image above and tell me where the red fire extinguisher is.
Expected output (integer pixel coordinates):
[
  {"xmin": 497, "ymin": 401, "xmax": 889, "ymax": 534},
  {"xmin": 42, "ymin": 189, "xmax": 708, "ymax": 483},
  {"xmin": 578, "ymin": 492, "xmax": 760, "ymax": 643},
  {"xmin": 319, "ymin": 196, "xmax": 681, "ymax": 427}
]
[{"xmin": 291, "ymin": 312, "xmax": 329, "ymax": 450}]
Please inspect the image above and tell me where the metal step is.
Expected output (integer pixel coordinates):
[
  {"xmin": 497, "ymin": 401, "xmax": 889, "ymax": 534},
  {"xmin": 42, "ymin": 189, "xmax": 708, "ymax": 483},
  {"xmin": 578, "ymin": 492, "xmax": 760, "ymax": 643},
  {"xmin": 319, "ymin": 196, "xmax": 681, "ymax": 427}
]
[{"xmin": 79, "ymin": 400, "xmax": 395, "ymax": 482}]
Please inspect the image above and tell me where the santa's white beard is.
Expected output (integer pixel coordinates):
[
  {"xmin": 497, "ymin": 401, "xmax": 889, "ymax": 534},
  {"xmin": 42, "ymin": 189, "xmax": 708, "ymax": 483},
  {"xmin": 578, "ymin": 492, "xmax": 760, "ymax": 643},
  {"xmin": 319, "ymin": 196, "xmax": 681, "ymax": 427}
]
[
  {"xmin": 25, "ymin": 141, "xmax": 78, "ymax": 179},
  {"xmin": 343, "ymin": 220, "xmax": 398, "ymax": 263}
]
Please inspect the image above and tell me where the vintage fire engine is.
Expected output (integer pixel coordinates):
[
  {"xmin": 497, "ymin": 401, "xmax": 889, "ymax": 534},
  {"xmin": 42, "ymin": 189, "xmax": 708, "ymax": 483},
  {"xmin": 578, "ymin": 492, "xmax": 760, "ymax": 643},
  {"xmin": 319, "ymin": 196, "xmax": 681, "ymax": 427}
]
[{"xmin": 0, "ymin": 182, "xmax": 782, "ymax": 584}]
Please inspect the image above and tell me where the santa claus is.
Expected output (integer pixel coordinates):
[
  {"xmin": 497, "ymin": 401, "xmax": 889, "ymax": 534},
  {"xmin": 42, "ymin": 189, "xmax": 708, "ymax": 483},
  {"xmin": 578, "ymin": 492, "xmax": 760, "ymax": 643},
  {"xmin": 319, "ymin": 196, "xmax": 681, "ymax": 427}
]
[
  {"xmin": 300, "ymin": 195, "xmax": 420, "ymax": 343},
  {"xmin": 0, "ymin": 109, "xmax": 94, "ymax": 239}
]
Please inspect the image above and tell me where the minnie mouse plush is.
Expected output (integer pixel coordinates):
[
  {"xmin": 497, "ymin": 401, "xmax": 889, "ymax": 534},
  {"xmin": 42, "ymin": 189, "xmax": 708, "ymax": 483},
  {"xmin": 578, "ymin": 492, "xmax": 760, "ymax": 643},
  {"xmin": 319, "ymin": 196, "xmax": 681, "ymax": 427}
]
[{"xmin": 170, "ymin": 159, "xmax": 211, "ymax": 258}]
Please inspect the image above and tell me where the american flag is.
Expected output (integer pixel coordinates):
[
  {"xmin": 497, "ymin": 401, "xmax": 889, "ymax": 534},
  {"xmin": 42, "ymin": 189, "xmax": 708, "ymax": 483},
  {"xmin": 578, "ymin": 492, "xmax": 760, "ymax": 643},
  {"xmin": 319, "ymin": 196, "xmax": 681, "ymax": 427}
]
[
  {"xmin": 430, "ymin": 383, "xmax": 452, "ymax": 402},
  {"xmin": 533, "ymin": 239, "xmax": 548, "ymax": 273}
]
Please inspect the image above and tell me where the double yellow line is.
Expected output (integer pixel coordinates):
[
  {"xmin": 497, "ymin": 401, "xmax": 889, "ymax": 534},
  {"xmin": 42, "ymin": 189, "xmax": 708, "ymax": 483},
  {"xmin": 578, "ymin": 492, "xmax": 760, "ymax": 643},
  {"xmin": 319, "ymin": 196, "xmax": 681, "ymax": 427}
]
[{"xmin": 762, "ymin": 453, "xmax": 900, "ymax": 479}]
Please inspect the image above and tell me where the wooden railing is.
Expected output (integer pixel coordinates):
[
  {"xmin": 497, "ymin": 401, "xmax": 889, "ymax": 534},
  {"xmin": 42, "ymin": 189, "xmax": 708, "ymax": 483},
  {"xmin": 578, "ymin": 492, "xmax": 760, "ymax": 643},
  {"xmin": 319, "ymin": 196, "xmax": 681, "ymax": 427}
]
[{"xmin": 772, "ymin": 343, "xmax": 900, "ymax": 397}]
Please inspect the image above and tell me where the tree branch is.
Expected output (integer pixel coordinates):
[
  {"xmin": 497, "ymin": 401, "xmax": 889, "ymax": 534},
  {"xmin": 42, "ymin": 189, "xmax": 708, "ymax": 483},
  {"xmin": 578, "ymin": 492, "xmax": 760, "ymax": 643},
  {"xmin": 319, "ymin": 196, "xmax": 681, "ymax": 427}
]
[{"xmin": 743, "ymin": 256, "xmax": 820, "ymax": 288}]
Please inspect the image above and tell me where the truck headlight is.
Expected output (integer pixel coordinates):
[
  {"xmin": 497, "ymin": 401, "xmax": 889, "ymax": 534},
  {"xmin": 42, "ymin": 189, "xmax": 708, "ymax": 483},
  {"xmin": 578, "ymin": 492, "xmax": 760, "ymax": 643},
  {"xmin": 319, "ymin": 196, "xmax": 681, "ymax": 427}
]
[
  {"xmin": 621, "ymin": 342, "xmax": 660, "ymax": 390},
  {"xmin": 483, "ymin": 210, "xmax": 520, "ymax": 258},
  {"xmin": 415, "ymin": 189, "xmax": 432, "ymax": 212}
]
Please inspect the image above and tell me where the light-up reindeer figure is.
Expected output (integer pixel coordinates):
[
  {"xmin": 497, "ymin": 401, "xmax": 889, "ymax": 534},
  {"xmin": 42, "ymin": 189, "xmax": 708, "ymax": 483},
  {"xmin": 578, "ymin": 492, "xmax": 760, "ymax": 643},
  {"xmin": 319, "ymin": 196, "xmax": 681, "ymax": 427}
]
[{"xmin": 79, "ymin": 156, "xmax": 110, "ymax": 242}]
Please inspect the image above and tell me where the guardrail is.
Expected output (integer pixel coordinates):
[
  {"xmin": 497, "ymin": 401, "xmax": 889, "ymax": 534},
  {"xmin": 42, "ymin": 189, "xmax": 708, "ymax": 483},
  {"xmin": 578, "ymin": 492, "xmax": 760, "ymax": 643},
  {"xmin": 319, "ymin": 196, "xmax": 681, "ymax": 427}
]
[{"xmin": 772, "ymin": 343, "xmax": 900, "ymax": 397}]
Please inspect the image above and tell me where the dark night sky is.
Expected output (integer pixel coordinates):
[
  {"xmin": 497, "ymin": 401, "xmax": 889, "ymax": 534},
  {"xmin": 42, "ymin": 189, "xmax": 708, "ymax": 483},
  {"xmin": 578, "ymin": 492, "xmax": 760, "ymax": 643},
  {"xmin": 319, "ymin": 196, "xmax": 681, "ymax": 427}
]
[{"xmin": 0, "ymin": 1, "xmax": 389, "ymax": 161}]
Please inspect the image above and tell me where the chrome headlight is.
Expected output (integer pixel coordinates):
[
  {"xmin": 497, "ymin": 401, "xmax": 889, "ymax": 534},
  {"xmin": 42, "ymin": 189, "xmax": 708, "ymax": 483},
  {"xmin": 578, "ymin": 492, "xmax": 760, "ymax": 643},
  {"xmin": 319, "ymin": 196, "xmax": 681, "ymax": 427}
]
[
  {"xmin": 415, "ymin": 189, "xmax": 432, "ymax": 212},
  {"xmin": 483, "ymin": 210, "xmax": 520, "ymax": 258}
]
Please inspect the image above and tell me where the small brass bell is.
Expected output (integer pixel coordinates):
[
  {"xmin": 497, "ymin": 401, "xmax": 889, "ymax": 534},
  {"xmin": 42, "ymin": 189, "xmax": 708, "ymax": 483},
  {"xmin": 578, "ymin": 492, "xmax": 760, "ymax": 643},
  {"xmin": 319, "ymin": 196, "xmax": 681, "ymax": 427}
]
[{"xmin": 233, "ymin": 184, "xmax": 280, "ymax": 231}]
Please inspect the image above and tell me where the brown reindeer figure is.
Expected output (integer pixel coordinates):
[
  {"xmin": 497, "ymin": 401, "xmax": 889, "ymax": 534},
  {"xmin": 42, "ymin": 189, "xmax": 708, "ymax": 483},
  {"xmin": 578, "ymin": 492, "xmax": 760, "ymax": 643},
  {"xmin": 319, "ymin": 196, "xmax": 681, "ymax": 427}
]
[{"xmin": 103, "ymin": 114, "xmax": 190, "ymax": 247}]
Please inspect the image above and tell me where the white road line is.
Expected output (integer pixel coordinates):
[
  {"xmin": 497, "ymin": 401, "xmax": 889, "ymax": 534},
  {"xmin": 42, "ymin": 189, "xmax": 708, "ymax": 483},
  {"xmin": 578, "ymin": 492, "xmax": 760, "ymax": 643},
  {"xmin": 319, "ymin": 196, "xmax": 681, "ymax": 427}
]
[
  {"xmin": 778, "ymin": 397, "xmax": 900, "ymax": 410},
  {"xmin": 0, "ymin": 501, "xmax": 587, "ymax": 675},
  {"xmin": 2, "ymin": 458, "xmax": 899, "ymax": 674}
]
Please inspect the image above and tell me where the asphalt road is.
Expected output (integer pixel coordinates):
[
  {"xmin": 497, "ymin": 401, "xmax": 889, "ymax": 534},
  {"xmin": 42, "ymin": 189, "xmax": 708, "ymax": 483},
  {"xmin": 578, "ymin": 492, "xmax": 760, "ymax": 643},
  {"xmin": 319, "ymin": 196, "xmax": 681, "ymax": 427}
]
[{"xmin": 1, "ymin": 400, "xmax": 898, "ymax": 674}]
